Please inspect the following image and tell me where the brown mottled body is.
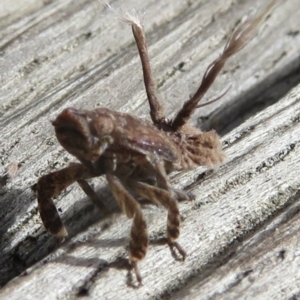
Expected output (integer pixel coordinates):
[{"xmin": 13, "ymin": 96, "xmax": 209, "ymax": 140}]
[{"xmin": 36, "ymin": 1, "xmax": 278, "ymax": 284}]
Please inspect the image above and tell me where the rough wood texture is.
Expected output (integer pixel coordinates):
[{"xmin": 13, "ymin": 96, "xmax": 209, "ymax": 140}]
[{"xmin": 1, "ymin": 0, "xmax": 300, "ymax": 299}]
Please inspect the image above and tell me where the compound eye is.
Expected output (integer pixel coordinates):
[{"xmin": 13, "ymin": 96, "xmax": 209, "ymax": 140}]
[{"xmin": 52, "ymin": 108, "xmax": 93, "ymax": 156}]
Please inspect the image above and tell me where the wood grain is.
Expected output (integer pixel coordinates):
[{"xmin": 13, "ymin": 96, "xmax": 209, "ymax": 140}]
[{"xmin": 1, "ymin": 0, "xmax": 300, "ymax": 298}]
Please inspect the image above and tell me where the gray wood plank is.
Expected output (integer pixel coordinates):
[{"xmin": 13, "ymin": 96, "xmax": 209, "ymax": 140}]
[
  {"xmin": 2, "ymin": 79, "xmax": 300, "ymax": 300},
  {"xmin": 1, "ymin": 0, "xmax": 300, "ymax": 298}
]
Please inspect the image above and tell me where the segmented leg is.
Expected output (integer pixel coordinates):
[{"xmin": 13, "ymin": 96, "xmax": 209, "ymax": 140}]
[
  {"xmin": 106, "ymin": 174, "xmax": 148, "ymax": 284},
  {"xmin": 171, "ymin": 187, "xmax": 195, "ymax": 202},
  {"xmin": 141, "ymin": 156, "xmax": 186, "ymax": 256},
  {"xmin": 77, "ymin": 179, "xmax": 108, "ymax": 213},
  {"xmin": 146, "ymin": 155, "xmax": 169, "ymax": 190},
  {"xmin": 128, "ymin": 179, "xmax": 186, "ymax": 259},
  {"xmin": 36, "ymin": 163, "xmax": 103, "ymax": 236}
]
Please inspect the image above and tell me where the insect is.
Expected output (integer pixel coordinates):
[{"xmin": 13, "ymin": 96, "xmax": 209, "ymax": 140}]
[{"xmin": 35, "ymin": 1, "xmax": 278, "ymax": 284}]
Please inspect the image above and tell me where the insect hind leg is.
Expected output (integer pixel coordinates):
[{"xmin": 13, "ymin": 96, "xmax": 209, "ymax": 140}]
[{"xmin": 128, "ymin": 179, "xmax": 186, "ymax": 260}]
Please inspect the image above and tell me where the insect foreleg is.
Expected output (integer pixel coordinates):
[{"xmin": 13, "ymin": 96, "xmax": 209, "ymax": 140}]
[{"xmin": 36, "ymin": 163, "xmax": 103, "ymax": 236}]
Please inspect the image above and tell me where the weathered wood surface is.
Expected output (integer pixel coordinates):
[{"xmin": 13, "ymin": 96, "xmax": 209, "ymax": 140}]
[{"xmin": 1, "ymin": 0, "xmax": 300, "ymax": 299}]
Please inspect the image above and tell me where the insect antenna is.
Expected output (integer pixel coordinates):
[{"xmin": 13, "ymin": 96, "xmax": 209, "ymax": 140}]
[
  {"xmin": 170, "ymin": 0, "xmax": 279, "ymax": 131},
  {"xmin": 110, "ymin": 6, "xmax": 165, "ymax": 124}
]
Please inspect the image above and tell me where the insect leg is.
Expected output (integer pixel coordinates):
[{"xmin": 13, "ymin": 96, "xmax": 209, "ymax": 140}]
[
  {"xmin": 171, "ymin": 187, "xmax": 195, "ymax": 202},
  {"xmin": 36, "ymin": 163, "xmax": 101, "ymax": 237},
  {"xmin": 128, "ymin": 180, "xmax": 186, "ymax": 259},
  {"xmin": 77, "ymin": 179, "xmax": 108, "ymax": 213},
  {"xmin": 151, "ymin": 163, "xmax": 194, "ymax": 202},
  {"xmin": 106, "ymin": 174, "xmax": 148, "ymax": 284}
]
